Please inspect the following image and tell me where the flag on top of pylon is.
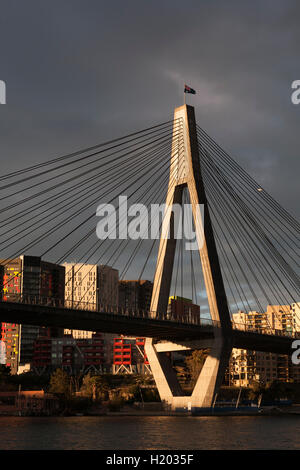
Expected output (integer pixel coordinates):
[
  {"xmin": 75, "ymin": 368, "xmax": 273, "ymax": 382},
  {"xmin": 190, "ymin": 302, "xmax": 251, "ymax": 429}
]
[{"xmin": 184, "ymin": 84, "xmax": 196, "ymax": 94}]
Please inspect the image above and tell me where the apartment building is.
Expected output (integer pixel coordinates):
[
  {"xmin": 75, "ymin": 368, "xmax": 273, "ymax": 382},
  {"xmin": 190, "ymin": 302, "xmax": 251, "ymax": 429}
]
[
  {"xmin": 63, "ymin": 263, "xmax": 119, "ymax": 371},
  {"xmin": 118, "ymin": 280, "xmax": 153, "ymax": 312},
  {"xmin": 229, "ymin": 305, "xmax": 300, "ymax": 387},
  {"xmin": 0, "ymin": 256, "xmax": 65, "ymax": 374},
  {"xmin": 167, "ymin": 296, "xmax": 200, "ymax": 323},
  {"xmin": 63, "ymin": 263, "xmax": 119, "ymax": 310},
  {"xmin": 32, "ymin": 331, "xmax": 105, "ymax": 375}
]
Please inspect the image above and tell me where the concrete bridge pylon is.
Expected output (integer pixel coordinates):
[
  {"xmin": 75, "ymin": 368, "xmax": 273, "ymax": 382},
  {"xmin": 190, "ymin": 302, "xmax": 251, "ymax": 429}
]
[{"xmin": 145, "ymin": 105, "xmax": 233, "ymax": 411}]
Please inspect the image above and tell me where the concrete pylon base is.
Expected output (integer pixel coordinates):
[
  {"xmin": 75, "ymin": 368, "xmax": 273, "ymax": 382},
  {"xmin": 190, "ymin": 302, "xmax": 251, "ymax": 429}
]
[{"xmin": 145, "ymin": 336, "xmax": 232, "ymax": 411}]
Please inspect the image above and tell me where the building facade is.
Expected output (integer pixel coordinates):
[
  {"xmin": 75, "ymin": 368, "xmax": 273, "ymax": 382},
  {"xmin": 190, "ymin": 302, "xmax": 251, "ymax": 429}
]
[
  {"xmin": 0, "ymin": 256, "xmax": 65, "ymax": 374},
  {"xmin": 63, "ymin": 263, "xmax": 119, "ymax": 371},
  {"xmin": 167, "ymin": 296, "xmax": 200, "ymax": 323},
  {"xmin": 118, "ymin": 280, "xmax": 153, "ymax": 313},
  {"xmin": 229, "ymin": 305, "xmax": 300, "ymax": 387},
  {"xmin": 63, "ymin": 263, "xmax": 119, "ymax": 311},
  {"xmin": 112, "ymin": 336, "xmax": 150, "ymax": 374},
  {"xmin": 32, "ymin": 331, "xmax": 105, "ymax": 375},
  {"xmin": 113, "ymin": 280, "xmax": 153, "ymax": 374}
]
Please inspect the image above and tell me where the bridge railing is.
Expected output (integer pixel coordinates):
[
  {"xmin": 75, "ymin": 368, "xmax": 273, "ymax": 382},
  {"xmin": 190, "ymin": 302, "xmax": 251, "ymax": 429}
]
[
  {"xmin": 231, "ymin": 320, "xmax": 300, "ymax": 339},
  {"xmin": 1, "ymin": 294, "xmax": 212, "ymax": 326},
  {"xmin": 2, "ymin": 294, "xmax": 300, "ymax": 338},
  {"xmin": 1, "ymin": 294, "xmax": 65, "ymax": 308}
]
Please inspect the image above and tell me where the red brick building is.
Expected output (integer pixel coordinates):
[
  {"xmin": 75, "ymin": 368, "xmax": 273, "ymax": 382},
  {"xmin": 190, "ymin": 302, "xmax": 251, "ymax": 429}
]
[
  {"xmin": 113, "ymin": 336, "xmax": 150, "ymax": 374},
  {"xmin": 32, "ymin": 332, "xmax": 105, "ymax": 375},
  {"xmin": 167, "ymin": 296, "xmax": 200, "ymax": 323}
]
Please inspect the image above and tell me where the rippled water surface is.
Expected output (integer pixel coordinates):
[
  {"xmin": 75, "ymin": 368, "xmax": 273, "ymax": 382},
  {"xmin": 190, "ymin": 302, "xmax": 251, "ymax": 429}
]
[{"xmin": 0, "ymin": 416, "xmax": 299, "ymax": 450}]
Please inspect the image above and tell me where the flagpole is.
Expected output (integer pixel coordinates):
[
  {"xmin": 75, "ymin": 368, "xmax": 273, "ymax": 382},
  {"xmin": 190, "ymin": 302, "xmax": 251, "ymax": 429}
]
[{"xmin": 184, "ymin": 84, "xmax": 196, "ymax": 105}]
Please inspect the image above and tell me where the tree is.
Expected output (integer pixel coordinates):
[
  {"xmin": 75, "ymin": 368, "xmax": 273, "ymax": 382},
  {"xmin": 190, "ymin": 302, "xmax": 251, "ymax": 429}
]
[
  {"xmin": 49, "ymin": 368, "xmax": 71, "ymax": 399},
  {"xmin": 70, "ymin": 372, "xmax": 84, "ymax": 393},
  {"xmin": 247, "ymin": 380, "xmax": 288, "ymax": 402},
  {"xmin": 133, "ymin": 374, "xmax": 154, "ymax": 387},
  {"xmin": 80, "ymin": 373, "xmax": 109, "ymax": 401},
  {"xmin": 248, "ymin": 381, "xmax": 267, "ymax": 401},
  {"xmin": 185, "ymin": 350, "xmax": 209, "ymax": 386}
]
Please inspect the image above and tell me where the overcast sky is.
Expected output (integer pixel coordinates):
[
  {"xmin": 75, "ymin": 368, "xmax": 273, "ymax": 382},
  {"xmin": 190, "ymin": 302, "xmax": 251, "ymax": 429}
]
[
  {"xmin": 0, "ymin": 0, "xmax": 299, "ymax": 214},
  {"xmin": 0, "ymin": 1, "xmax": 299, "ymax": 309}
]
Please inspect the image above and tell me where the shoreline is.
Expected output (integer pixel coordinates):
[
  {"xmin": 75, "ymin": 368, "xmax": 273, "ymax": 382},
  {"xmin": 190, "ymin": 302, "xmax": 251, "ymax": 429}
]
[{"xmin": 1, "ymin": 407, "xmax": 300, "ymax": 418}]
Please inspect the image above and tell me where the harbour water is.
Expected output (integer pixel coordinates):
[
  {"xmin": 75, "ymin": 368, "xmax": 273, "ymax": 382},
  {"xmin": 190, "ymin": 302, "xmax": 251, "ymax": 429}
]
[{"xmin": 0, "ymin": 415, "xmax": 299, "ymax": 450}]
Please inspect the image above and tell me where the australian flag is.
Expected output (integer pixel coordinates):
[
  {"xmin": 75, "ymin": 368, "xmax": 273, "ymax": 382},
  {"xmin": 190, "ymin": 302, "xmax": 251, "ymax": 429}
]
[{"xmin": 184, "ymin": 84, "xmax": 196, "ymax": 94}]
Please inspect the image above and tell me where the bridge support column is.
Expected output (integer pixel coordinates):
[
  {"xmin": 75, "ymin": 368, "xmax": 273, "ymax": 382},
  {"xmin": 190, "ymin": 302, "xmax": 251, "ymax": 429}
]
[
  {"xmin": 145, "ymin": 336, "xmax": 232, "ymax": 411},
  {"xmin": 148, "ymin": 104, "xmax": 233, "ymax": 410},
  {"xmin": 145, "ymin": 338, "xmax": 182, "ymax": 405},
  {"xmin": 191, "ymin": 334, "xmax": 232, "ymax": 408}
]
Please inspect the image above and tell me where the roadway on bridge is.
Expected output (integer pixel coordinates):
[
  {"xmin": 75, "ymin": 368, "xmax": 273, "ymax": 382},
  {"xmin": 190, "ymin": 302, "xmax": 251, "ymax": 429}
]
[{"xmin": 0, "ymin": 301, "xmax": 296, "ymax": 355}]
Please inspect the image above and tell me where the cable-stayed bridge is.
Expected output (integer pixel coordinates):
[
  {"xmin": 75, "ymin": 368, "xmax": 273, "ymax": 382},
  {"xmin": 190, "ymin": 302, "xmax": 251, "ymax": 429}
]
[
  {"xmin": 0, "ymin": 104, "xmax": 299, "ymax": 410},
  {"xmin": 0, "ymin": 297, "xmax": 298, "ymax": 353}
]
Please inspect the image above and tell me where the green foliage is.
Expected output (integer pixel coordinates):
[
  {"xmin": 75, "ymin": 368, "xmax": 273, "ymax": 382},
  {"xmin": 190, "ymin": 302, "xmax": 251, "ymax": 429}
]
[
  {"xmin": 247, "ymin": 380, "xmax": 294, "ymax": 402},
  {"xmin": 49, "ymin": 368, "xmax": 71, "ymax": 398},
  {"xmin": 141, "ymin": 388, "xmax": 160, "ymax": 402},
  {"xmin": 80, "ymin": 373, "xmax": 109, "ymax": 401},
  {"xmin": 70, "ymin": 373, "xmax": 84, "ymax": 393},
  {"xmin": 133, "ymin": 374, "xmax": 154, "ymax": 387},
  {"xmin": 116, "ymin": 384, "xmax": 141, "ymax": 404},
  {"xmin": 185, "ymin": 350, "xmax": 209, "ymax": 386}
]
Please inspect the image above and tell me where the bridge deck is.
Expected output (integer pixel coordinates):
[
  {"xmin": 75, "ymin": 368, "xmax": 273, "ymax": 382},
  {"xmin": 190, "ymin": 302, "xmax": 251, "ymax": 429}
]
[{"xmin": 0, "ymin": 301, "xmax": 297, "ymax": 355}]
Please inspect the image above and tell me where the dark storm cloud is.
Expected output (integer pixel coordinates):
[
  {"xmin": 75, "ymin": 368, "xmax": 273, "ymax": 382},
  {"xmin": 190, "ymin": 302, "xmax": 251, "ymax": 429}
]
[
  {"xmin": 0, "ymin": 0, "xmax": 299, "ymax": 281},
  {"xmin": 0, "ymin": 0, "xmax": 299, "ymax": 212}
]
